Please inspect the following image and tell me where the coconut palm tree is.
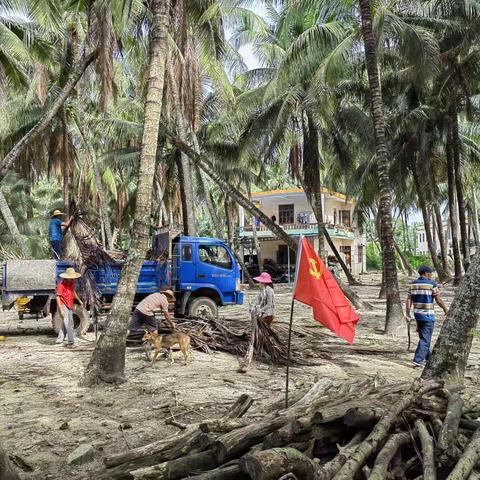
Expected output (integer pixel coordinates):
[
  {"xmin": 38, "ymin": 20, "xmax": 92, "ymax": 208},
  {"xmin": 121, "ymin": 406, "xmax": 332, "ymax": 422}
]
[{"xmin": 82, "ymin": 0, "xmax": 171, "ymax": 386}]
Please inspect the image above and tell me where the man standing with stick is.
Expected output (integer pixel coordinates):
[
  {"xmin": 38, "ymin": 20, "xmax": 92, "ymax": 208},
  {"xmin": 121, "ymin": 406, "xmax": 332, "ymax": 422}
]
[{"xmin": 406, "ymin": 266, "xmax": 448, "ymax": 368}]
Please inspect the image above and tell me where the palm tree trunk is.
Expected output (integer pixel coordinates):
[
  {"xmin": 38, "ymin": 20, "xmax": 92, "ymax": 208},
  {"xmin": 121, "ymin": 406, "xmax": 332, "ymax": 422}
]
[
  {"xmin": 422, "ymin": 249, "xmax": 480, "ymax": 384},
  {"xmin": 61, "ymin": 108, "xmax": 71, "ymax": 215},
  {"xmin": 81, "ymin": 0, "xmax": 170, "ymax": 386},
  {"xmin": 428, "ymin": 168, "xmax": 450, "ymax": 274},
  {"xmin": 402, "ymin": 210, "xmax": 410, "ymax": 254},
  {"xmin": 470, "ymin": 187, "xmax": 480, "ymax": 247},
  {"xmin": 412, "ymin": 162, "xmax": 450, "ymax": 281},
  {"xmin": 323, "ymin": 227, "xmax": 360, "ymax": 285},
  {"xmin": 0, "ymin": 52, "xmax": 96, "ymax": 183},
  {"xmin": 358, "ymin": 0, "xmax": 404, "ymax": 335},
  {"xmin": 446, "ymin": 122, "xmax": 463, "ymax": 285},
  {"xmin": 302, "ymin": 114, "xmax": 325, "ymax": 257},
  {"xmin": 394, "ymin": 241, "xmax": 415, "ymax": 276},
  {"xmin": 0, "ymin": 189, "xmax": 27, "ymax": 256},
  {"xmin": 168, "ymin": 67, "xmax": 196, "ymax": 236},
  {"xmin": 175, "ymin": 152, "xmax": 192, "ymax": 235},
  {"xmin": 451, "ymin": 106, "xmax": 469, "ymax": 268},
  {"xmin": 76, "ymin": 112, "xmax": 114, "ymax": 249},
  {"xmin": 225, "ymin": 198, "xmax": 255, "ymax": 288},
  {"xmin": 170, "ymin": 135, "xmax": 369, "ymax": 310},
  {"xmin": 194, "ymin": 164, "xmax": 222, "ymax": 237}
]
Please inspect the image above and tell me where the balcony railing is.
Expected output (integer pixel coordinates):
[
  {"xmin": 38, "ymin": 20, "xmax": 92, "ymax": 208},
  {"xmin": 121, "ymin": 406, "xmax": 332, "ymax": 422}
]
[{"xmin": 240, "ymin": 222, "xmax": 355, "ymax": 234}]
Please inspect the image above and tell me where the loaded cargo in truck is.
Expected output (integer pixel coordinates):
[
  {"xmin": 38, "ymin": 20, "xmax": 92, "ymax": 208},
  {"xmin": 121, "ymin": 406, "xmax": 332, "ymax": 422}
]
[{"xmin": 1, "ymin": 233, "xmax": 244, "ymax": 335}]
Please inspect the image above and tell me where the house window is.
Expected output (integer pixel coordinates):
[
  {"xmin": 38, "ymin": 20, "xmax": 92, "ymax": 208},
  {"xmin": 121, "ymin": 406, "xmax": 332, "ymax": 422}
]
[
  {"xmin": 333, "ymin": 208, "xmax": 337, "ymax": 225},
  {"xmin": 340, "ymin": 210, "xmax": 351, "ymax": 227},
  {"xmin": 279, "ymin": 204, "xmax": 294, "ymax": 224}
]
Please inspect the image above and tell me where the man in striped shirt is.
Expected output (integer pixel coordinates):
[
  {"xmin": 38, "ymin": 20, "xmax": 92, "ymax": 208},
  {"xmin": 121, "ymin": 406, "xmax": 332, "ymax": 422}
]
[
  {"xmin": 406, "ymin": 266, "xmax": 448, "ymax": 367},
  {"xmin": 128, "ymin": 290, "xmax": 176, "ymax": 334}
]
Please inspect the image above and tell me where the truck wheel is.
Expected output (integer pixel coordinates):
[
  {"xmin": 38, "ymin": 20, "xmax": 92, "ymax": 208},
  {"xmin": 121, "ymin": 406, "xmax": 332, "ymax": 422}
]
[
  {"xmin": 52, "ymin": 304, "xmax": 90, "ymax": 336},
  {"xmin": 188, "ymin": 297, "xmax": 218, "ymax": 318}
]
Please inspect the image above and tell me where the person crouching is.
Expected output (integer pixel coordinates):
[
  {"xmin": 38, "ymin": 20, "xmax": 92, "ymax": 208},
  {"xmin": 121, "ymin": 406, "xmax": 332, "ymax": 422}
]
[{"xmin": 128, "ymin": 290, "xmax": 176, "ymax": 336}]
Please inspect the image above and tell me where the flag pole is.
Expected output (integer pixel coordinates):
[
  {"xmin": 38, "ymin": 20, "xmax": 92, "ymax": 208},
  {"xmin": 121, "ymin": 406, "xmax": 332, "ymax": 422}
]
[{"xmin": 285, "ymin": 236, "xmax": 304, "ymax": 409}]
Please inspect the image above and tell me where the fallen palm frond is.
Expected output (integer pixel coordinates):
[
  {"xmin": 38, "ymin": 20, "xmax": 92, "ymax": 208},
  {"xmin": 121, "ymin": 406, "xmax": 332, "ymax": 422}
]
[
  {"xmin": 127, "ymin": 314, "xmax": 296, "ymax": 367},
  {"xmin": 64, "ymin": 207, "xmax": 117, "ymax": 309}
]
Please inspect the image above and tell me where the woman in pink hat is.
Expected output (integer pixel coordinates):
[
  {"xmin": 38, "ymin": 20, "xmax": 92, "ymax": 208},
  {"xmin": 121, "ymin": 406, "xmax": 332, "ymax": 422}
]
[{"xmin": 253, "ymin": 272, "xmax": 275, "ymax": 325}]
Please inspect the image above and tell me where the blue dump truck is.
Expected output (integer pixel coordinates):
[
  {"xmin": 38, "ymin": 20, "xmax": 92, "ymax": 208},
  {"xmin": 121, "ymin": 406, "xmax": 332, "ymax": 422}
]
[{"xmin": 1, "ymin": 234, "xmax": 244, "ymax": 336}]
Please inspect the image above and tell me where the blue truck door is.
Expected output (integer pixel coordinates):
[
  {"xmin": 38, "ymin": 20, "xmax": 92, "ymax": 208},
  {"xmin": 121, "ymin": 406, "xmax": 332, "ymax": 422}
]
[
  {"xmin": 196, "ymin": 243, "xmax": 236, "ymax": 302},
  {"xmin": 178, "ymin": 243, "xmax": 195, "ymax": 286}
]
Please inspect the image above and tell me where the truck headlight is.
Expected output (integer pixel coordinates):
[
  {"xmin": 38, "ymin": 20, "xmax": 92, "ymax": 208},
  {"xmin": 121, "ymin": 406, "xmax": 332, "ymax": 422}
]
[{"xmin": 236, "ymin": 278, "xmax": 241, "ymax": 291}]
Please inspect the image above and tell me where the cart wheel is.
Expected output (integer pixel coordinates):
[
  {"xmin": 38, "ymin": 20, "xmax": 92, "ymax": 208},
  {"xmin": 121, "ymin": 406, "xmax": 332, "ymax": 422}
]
[{"xmin": 52, "ymin": 304, "xmax": 90, "ymax": 336}]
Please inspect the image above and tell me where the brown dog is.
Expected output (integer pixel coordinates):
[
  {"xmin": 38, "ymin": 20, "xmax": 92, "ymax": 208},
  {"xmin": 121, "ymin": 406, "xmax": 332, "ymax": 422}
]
[{"xmin": 142, "ymin": 330, "xmax": 191, "ymax": 366}]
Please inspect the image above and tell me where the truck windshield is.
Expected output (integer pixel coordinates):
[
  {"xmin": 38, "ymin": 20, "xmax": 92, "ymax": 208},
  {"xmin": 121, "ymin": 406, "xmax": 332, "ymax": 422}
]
[{"xmin": 199, "ymin": 245, "xmax": 232, "ymax": 270}]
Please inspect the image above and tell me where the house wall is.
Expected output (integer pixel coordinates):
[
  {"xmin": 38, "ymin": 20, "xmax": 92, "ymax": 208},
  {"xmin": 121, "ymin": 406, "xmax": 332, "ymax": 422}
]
[
  {"xmin": 238, "ymin": 189, "xmax": 366, "ymax": 275},
  {"xmin": 256, "ymin": 235, "xmax": 366, "ymax": 276},
  {"xmin": 241, "ymin": 192, "xmax": 356, "ymax": 228},
  {"xmin": 416, "ymin": 222, "xmax": 452, "ymax": 255}
]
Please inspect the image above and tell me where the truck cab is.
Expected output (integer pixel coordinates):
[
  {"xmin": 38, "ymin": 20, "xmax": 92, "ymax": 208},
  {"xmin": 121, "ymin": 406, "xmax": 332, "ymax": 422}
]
[{"xmin": 172, "ymin": 236, "xmax": 244, "ymax": 317}]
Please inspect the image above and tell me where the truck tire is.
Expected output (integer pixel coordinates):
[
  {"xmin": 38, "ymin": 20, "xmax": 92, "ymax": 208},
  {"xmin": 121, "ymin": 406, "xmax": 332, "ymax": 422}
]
[
  {"xmin": 188, "ymin": 297, "xmax": 218, "ymax": 318},
  {"xmin": 52, "ymin": 304, "xmax": 90, "ymax": 336}
]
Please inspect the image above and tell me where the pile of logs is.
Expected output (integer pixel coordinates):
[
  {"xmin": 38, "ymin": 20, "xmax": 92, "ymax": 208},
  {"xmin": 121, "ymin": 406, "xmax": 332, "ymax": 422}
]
[{"xmin": 100, "ymin": 377, "xmax": 480, "ymax": 479}]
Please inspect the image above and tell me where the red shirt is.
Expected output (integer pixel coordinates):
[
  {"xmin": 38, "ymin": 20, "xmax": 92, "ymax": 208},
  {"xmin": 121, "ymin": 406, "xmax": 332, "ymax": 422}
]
[{"xmin": 56, "ymin": 280, "xmax": 76, "ymax": 309}]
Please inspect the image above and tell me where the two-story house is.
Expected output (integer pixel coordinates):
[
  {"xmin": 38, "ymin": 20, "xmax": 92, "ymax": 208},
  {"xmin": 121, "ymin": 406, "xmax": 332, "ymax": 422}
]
[{"xmin": 238, "ymin": 187, "xmax": 367, "ymax": 275}]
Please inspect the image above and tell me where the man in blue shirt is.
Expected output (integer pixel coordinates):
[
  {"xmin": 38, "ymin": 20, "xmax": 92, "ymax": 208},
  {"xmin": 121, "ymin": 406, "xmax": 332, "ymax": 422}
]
[
  {"xmin": 49, "ymin": 209, "xmax": 71, "ymax": 259},
  {"xmin": 406, "ymin": 266, "xmax": 448, "ymax": 367}
]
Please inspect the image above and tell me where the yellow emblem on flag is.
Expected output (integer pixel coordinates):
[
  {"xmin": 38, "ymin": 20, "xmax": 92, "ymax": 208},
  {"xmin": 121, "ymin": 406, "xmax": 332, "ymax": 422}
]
[{"xmin": 308, "ymin": 258, "xmax": 322, "ymax": 280}]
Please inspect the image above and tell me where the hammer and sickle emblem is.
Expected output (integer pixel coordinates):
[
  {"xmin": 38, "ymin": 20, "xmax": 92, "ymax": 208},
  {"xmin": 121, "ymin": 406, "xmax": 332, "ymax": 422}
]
[{"xmin": 308, "ymin": 258, "xmax": 322, "ymax": 280}]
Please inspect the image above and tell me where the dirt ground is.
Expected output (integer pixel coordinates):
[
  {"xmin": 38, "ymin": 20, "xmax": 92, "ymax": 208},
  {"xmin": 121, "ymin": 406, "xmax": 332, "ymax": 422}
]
[{"xmin": 1, "ymin": 273, "xmax": 479, "ymax": 480}]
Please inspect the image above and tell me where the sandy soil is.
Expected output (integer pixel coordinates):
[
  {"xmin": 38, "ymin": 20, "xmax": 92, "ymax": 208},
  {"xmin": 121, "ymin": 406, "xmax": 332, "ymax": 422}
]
[{"xmin": 0, "ymin": 273, "xmax": 478, "ymax": 479}]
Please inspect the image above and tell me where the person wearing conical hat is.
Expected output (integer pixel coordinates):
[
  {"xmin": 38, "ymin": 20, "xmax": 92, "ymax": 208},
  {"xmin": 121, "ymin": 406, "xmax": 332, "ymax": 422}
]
[
  {"xmin": 253, "ymin": 272, "xmax": 275, "ymax": 326},
  {"xmin": 55, "ymin": 267, "xmax": 83, "ymax": 347},
  {"xmin": 49, "ymin": 209, "xmax": 72, "ymax": 259},
  {"xmin": 127, "ymin": 290, "xmax": 176, "ymax": 336}
]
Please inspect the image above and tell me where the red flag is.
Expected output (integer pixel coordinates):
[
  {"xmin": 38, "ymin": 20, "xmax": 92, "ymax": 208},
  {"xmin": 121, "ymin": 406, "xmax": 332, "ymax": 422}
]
[{"xmin": 293, "ymin": 237, "xmax": 359, "ymax": 343}]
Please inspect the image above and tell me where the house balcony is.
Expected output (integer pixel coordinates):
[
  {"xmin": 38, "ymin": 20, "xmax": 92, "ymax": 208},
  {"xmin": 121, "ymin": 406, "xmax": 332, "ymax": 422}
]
[{"xmin": 239, "ymin": 222, "xmax": 356, "ymax": 240}]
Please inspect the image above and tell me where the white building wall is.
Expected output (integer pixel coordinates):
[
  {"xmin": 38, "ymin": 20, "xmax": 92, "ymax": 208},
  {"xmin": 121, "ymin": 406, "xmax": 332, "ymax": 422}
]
[{"xmin": 238, "ymin": 189, "xmax": 366, "ymax": 275}]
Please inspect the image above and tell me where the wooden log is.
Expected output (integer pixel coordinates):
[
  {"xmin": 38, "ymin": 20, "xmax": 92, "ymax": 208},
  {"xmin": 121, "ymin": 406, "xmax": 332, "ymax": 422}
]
[
  {"xmin": 343, "ymin": 407, "xmax": 383, "ymax": 427},
  {"xmin": 445, "ymin": 428, "xmax": 480, "ymax": 480},
  {"xmin": 459, "ymin": 418, "xmax": 480, "ymax": 431},
  {"xmin": 291, "ymin": 416, "xmax": 312, "ymax": 435},
  {"xmin": 213, "ymin": 417, "xmax": 286, "ymax": 463},
  {"xmin": 332, "ymin": 379, "xmax": 442, "ymax": 480},
  {"xmin": 199, "ymin": 418, "xmax": 252, "ymax": 434},
  {"xmin": 368, "ymin": 431, "xmax": 414, "ymax": 480},
  {"xmin": 263, "ymin": 422, "xmax": 311, "ymax": 449},
  {"xmin": 237, "ymin": 310, "xmax": 257, "ymax": 373},
  {"xmin": 438, "ymin": 392, "xmax": 464, "ymax": 458},
  {"xmin": 415, "ymin": 419, "xmax": 436, "ymax": 480},
  {"xmin": 184, "ymin": 461, "xmax": 247, "ymax": 480},
  {"xmin": 105, "ymin": 394, "xmax": 252, "ymax": 469},
  {"xmin": 315, "ymin": 431, "xmax": 366, "ymax": 480},
  {"xmin": 223, "ymin": 394, "xmax": 254, "ymax": 419},
  {"xmin": 104, "ymin": 425, "xmax": 198, "ymax": 468},
  {"xmin": 0, "ymin": 443, "xmax": 20, "ymax": 480},
  {"xmin": 239, "ymin": 447, "xmax": 318, "ymax": 480},
  {"xmin": 130, "ymin": 450, "xmax": 217, "ymax": 480}
]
